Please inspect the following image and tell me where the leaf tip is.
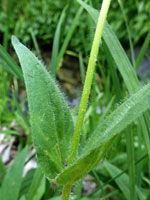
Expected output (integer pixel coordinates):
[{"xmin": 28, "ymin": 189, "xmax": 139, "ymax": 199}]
[{"xmin": 11, "ymin": 35, "xmax": 20, "ymax": 46}]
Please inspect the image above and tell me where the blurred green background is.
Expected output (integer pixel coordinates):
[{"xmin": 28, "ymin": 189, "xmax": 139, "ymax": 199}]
[{"xmin": 0, "ymin": 0, "xmax": 150, "ymax": 51}]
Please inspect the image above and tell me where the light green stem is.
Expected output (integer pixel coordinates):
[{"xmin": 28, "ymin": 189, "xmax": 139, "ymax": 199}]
[{"xmin": 68, "ymin": 0, "xmax": 112, "ymax": 164}]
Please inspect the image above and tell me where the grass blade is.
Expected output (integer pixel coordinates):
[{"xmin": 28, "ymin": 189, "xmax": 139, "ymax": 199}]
[
  {"xmin": 102, "ymin": 154, "xmax": 147, "ymax": 189},
  {"xmin": 55, "ymin": 6, "xmax": 84, "ymax": 74},
  {"xmin": 0, "ymin": 130, "xmax": 20, "ymax": 135},
  {"xmin": 104, "ymin": 161, "xmax": 146, "ymax": 200},
  {"xmin": 50, "ymin": 5, "xmax": 68, "ymax": 75},
  {"xmin": 0, "ymin": 156, "xmax": 6, "ymax": 186},
  {"xmin": 135, "ymin": 30, "xmax": 150, "ymax": 70},
  {"xmin": 1, "ymin": 146, "xmax": 28, "ymax": 200},
  {"xmin": 0, "ymin": 45, "xmax": 24, "ymax": 82},
  {"xmin": 103, "ymin": 42, "xmax": 122, "ymax": 101},
  {"xmin": 118, "ymin": 0, "xmax": 135, "ymax": 67},
  {"xmin": 30, "ymin": 30, "xmax": 42, "ymax": 59},
  {"xmin": 26, "ymin": 168, "xmax": 44, "ymax": 200}
]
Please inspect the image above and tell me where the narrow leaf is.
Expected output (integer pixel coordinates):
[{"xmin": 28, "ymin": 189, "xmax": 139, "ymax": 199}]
[
  {"xmin": 0, "ymin": 44, "xmax": 24, "ymax": 82},
  {"xmin": 104, "ymin": 161, "xmax": 146, "ymax": 200},
  {"xmin": 50, "ymin": 5, "xmax": 68, "ymax": 75},
  {"xmin": 0, "ymin": 156, "xmax": 6, "ymax": 185},
  {"xmin": 26, "ymin": 168, "xmax": 43, "ymax": 200},
  {"xmin": 0, "ymin": 130, "xmax": 20, "ymax": 135},
  {"xmin": 56, "ymin": 6, "xmax": 84, "ymax": 74},
  {"xmin": 1, "ymin": 146, "xmax": 28, "ymax": 200},
  {"xmin": 135, "ymin": 30, "xmax": 150, "ymax": 70},
  {"xmin": 32, "ymin": 177, "xmax": 45, "ymax": 200},
  {"xmin": 77, "ymin": 0, "xmax": 140, "ymax": 93}
]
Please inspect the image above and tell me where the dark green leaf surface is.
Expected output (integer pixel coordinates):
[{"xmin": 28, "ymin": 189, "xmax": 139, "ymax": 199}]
[
  {"xmin": 12, "ymin": 36, "xmax": 74, "ymax": 180},
  {"xmin": 0, "ymin": 146, "xmax": 28, "ymax": 200}
]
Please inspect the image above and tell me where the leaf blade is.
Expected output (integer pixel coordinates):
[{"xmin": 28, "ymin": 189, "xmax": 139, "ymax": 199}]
[
  {"xmin": 1, "ymin": 147, "xmax": 28, "ymax": 200},
  {"xmin": 12, "ymin": 36, "xmax": 74, "ymax": 180}
]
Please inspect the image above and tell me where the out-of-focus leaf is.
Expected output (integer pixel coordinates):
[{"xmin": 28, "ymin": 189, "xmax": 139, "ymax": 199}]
[
  {"xmin": 0, "ymin": 156, "xmax": 6, "ymax": 185},
  {"xmin": 104, "ymin": 161, "xmax": 146, "ymax": 200},
  {"xmin": 0, "ymin": 44, "xmax": 24, "ymax": 82},
  {"xmin": 50, "ymin": 5, "xmax": 68, "ymax": 75},
  {"xmin": 0, "ymin": 146, "xmax": 28, "ymax": 200},
  {"xmin": 26, "ymin": 167, "xmax": 44, "ymax": 200}
]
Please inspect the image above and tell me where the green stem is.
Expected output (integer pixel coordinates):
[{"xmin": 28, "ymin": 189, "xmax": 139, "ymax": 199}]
[
  {"xmin": 61, "ymin": 184, "xmax": 72, "ymax": 200},
  {"xmin": 68, "ymin": 0, "xmax": 112, "ymax": 164}
]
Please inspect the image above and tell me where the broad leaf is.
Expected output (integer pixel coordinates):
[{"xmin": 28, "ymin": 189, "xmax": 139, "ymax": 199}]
[{"xmin": 12, "ymin": 36, "xmax": 74, "ymax": 180}]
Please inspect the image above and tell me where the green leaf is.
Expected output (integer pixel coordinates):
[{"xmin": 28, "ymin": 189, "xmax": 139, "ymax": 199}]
[
  {"xmin": 47, "ymin": 197, "xmax": 61, "ymax": 200},
  {"xmin": 78, "ymin": 0, "xmax": 150, "ymax": 161},
  {"xmin": 54, "ymin": 83, "xmax": 150, "ymax": 185},
  {"xmin": 50, "ymin": 5, "xmax": 68, "ymax": 75},
  {"xmin": 77, "ymin": 0, "xmax": 140, "ymax": 94},
  {"xmin": 19, "ymin": 169, "xmax": 36, "ymax": 198},
  {"xmin": 0, "ymin": 146, "xmax": 28, "ymax": 200},
  {"xmin": 135, "ymin": 30, "xmax": 150, "ymax": 70},
  {"xmin": 0, "ymin": 130, "xmax": 20, "ymax": 135},
  {"xmin": 0, "ymin": 44, "xmax": 24, "ymax": 82},
  {"xmin": 12, "ymin": 36, "xmax": 74, "ymax": 180},
  {"xmin": 104, "ymin": 161, "xmax": 146, "ymax": 200},
  {"xmin": 32, "ymin": 177, "xmax": 45, "ymax": 200},
  {"xmin": 26, "ymin": 168, "xmax": 44, "ymax": 200},
  {"xmin": 11, "ymin": 36, "xmax": 150, "ymax": 187},
  {"xmin": 19, "ymin": 196, "xmax": 26, "ymax": 200},
  {"xmin": 0, "ymin": 156, "xmax": 6, "ymax": 185},
  {"xmin": 55, "ymin": 6, "xmax": 84, "ymax": 75}
]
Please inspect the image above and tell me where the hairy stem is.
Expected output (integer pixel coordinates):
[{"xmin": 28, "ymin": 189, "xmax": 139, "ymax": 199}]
[{"xmin": 68, "ymin": 0, "xmax": 112, "ymax": 164}]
